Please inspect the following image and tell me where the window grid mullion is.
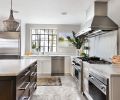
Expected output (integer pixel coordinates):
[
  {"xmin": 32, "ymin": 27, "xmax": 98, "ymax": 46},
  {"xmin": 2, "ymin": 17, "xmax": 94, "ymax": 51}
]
[
  {"xmin": 32, "ymin": 29, "xmax": 57, "ymax": 53},
  {"xmin": 48, "ymin": 30, "xmax": 49, "ymax": 52},
  {"xmin": 44, "ymin": 29, "xmax": 45, "ymax": 52}
]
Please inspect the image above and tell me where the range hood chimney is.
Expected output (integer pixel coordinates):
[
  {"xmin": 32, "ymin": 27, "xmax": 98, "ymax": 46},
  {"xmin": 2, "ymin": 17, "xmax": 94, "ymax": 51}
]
[{"xmin": 77, "ymin": 1, "xmax": 118, "ymax": 36}]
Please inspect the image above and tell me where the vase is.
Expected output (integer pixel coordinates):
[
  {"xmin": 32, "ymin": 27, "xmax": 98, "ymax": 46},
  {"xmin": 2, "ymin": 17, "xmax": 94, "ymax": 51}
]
[{"xmin": 76, "ymin": 49, "xmax": 81, "ymax": 56}]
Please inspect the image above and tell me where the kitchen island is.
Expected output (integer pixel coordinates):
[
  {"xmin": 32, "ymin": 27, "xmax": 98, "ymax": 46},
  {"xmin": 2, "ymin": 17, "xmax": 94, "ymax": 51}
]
[{"xmin": 0, "ymin": 59, "xmax": 37, "ymax": 100}]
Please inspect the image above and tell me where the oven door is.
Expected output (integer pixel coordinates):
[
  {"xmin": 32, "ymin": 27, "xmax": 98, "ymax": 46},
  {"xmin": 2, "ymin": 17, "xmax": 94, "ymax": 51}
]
[
  {"xmin": 73, "ymin": 65, "xmax": 82, "ymax": 92},
  {"xmin": 89, "ymin": 75, "xmax": 108, "ymax": 100},
  {"xmin": 74, "ymin": 65, "xmax": 81, "ymax": 80}
]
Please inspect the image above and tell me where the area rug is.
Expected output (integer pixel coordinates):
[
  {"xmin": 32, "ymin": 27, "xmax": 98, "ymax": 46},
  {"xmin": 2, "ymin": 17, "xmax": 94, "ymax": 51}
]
[{"xmin": 37, "ymin": 77, "xmax": 62, "ymax": 86}]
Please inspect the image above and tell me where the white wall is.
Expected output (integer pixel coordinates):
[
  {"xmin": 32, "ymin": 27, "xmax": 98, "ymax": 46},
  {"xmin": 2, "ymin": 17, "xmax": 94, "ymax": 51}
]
[
  {"xmin": 89, "ymin": 31, "xmax": 117, "ymax": 60},
  {"xmin": 21, "ymin": 21, "xmax": 26, "ymax": 56},
  {"xmin": 108, "ymin": 0, "xmax": 120, "ymax": 54}
]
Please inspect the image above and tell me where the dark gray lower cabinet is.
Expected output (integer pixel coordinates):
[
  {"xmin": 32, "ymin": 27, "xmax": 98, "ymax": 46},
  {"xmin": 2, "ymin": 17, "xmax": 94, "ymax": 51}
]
[{"xmin": 0, "ymin": 61, "xmax": 37, "ymax": 100}]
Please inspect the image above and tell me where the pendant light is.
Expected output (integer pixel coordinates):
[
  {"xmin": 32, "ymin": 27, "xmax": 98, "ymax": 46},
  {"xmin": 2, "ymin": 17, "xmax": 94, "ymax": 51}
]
[{"xmin": 3, "ymin": 0, "xmax": 19, "ymax": 32}]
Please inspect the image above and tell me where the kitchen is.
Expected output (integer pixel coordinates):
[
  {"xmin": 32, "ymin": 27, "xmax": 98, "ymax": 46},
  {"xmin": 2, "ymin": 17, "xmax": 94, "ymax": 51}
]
[{"xmin": 0, "ymin": 0, "xmax": 120, "ymax": 100}]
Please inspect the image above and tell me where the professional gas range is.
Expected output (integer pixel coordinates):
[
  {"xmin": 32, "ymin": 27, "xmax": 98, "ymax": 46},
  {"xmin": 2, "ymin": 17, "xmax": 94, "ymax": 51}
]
[
  {"xmin": 77, "ymin": 56, "xmax": 110, "ymax": 100},
  {"xmin": 77, "ymin": 56, "xmax": 112, "ymax": 64}
]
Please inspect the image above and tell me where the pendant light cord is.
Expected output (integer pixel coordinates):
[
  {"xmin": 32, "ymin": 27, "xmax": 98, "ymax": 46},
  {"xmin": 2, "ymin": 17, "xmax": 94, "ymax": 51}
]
[{"xmin": 11, "ymin": 0, "xmax": 12, "ymax": 10}]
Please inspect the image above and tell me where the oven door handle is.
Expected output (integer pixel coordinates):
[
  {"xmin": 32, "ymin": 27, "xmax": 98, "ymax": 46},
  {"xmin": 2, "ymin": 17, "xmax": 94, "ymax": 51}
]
[
  {"xmin": 74, "ymin": 65, "xmax": 81, "ymax": 71},
  {"xmin": 89, "ymin": 76, "xmax": 94, "ymax": 80},
  {"xmin": 89, "ymin": 76, "xmax": 107, "ymax": 95}
]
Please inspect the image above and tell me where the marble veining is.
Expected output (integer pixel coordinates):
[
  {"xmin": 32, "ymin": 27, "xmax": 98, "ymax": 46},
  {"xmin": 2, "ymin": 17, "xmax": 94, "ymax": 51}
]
[{"xmin": 31, "ymin": 76, "xmax": 85, "ymax": 100}]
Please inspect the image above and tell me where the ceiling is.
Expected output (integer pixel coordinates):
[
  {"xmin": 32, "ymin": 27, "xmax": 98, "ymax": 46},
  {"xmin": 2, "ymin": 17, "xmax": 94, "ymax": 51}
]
[{"xmin": 0, "ymin": 0, "xmax": 107, "ymax": 25}]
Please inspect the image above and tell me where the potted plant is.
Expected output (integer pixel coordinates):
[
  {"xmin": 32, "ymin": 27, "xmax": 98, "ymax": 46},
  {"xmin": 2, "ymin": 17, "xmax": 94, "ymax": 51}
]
[
  {"xmin": 58, "ymin": 37, "xmax": 64, "ymax": 42},
  {"xmin": 32, "ymin": 43, "xmax": 36, "ymax": 49},
  {"xmin": 67, "ymin": 31, "xmax": 87, "ymax": 56}
]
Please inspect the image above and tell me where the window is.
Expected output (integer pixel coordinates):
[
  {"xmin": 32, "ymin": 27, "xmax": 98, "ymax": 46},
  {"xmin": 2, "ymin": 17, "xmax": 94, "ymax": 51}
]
[{"xmin": 31, "ymin": 29, "xmax": 57, "ymax": 52}]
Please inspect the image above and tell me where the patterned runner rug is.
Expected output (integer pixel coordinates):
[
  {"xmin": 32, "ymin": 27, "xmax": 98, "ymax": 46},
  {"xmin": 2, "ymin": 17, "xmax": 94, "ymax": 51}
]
[{"xmin": 37, "ymin": 77, "xmax": 62, "ymax": 86}]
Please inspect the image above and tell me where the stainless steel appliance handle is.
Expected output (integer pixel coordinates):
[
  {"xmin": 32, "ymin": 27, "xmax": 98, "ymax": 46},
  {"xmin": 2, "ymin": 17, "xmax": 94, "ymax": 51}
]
[
  {"xmin": 89, "ymin": 75, "xmax": 94, "ymax": 80},
  {"xmin": 100, "ymin": 84, "xmax": 106, "ymax": 91},
  {"xmin": 31, "ymin": 72, "xmax": 37, "ymax": 76},
  {"xmin": 22, "ymin": 96, "xmax": 31, "ymax": 100},
  {"xmin": 24, "ymin": 71, "xmax": 30, "ymax": 76}
]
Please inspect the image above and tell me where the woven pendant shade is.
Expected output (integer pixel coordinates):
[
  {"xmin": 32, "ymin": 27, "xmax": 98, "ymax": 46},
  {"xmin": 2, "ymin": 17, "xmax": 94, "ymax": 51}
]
[{"xmin": 3, "ymin": 0, "xmax": 19, "ymax": 32}]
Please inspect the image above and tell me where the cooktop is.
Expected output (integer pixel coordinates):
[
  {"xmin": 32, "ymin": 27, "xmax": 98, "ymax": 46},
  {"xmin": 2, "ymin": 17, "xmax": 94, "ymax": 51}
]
[{"xmin": 77, "ymin": 57, "xmax": 112, "ymax": 64}]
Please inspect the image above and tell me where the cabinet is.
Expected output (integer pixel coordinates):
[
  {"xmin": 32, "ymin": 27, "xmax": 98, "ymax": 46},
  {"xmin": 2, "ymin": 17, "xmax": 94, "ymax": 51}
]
[
  {"xmin": 64, "ymin": 56, "xmax": 71, "ymax": 74},
  {"xmin": 83, "ymin": 62, "xmax": 90, "ymax": 98},
  {"xmin": 23, "ymin": 56, "xmax": 71, "ymax": 76},
  {"xmin": 38, "ymin": 60, "xmax": 51, "ymax": 75},
  {"xmin": 70, "ymin": 56, "xmax": 75, "ymax": 76},
  {"xmin": 37, "ymin": 57, "xmax": 51, "ymax": 76},
  {"xmin": 0, "ymin": 61, "xmax": 37, "ymax": 100}
]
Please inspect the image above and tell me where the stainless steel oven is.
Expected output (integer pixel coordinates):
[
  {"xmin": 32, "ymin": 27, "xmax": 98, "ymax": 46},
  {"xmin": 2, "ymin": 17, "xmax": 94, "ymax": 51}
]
[
  {"xmin": 74, "ymin": 64, "xmax": 81, "ymax": 80},
  {"xmin": 89, "ymin": 71, "xmax": 109, "ymax": 100},
  {"xmin": 72, "ymin": 57, "xmax": 83, "ymax": 92}
]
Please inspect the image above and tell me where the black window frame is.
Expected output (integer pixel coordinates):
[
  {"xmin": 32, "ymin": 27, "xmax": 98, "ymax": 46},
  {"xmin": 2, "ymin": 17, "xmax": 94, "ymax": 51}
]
[{"xmin": 31, "ymin": 29, "xmax": 57, "ymax": 53}]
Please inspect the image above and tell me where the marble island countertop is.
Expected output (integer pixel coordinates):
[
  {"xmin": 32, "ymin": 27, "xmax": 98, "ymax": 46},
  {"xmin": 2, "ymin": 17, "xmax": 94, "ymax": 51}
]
[
  {"xmin": 85, "ymin": 62, "xmax": 120, "ymax": 78},
  {"xmin": 0, "ymin": 59, "xmax": 37, "ymax": 76}
]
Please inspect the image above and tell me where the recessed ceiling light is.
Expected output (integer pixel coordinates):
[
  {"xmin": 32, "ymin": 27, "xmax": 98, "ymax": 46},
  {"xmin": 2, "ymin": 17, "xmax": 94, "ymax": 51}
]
[{"xmin": 61, "ymin": 12, "xmax": 67, "ymax": 15}]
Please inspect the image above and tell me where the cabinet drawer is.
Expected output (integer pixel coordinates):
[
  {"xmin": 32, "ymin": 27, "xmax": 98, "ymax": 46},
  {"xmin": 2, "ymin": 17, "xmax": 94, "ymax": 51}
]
[
  {"xmin": 18, "ymin": 88, "xmax": 30, "ymax": 100},
  {"xmin": 17, "ymin": 74, "xmax": 30, "ymax": 87},
  {"xmin": 30, "ymin": 83, "xmax": 37, "ymax": 95},
  {"xmin": 17, "ymin": 82, "xmax": 30, "ymax": 100},
  {"xmin": 30, "ymin": 72, "xmax": 37, "ymax": 82},
  {"xmin": 30, "ymin": 62, "xmax": 37, "ymax": 69},
  {"xmin": 31, "ymin": 64, "xmax": 37, "ymax": 71},
  {"xmin": 17, "ymin": 69, "xmax": 30, "ymax": 84}
]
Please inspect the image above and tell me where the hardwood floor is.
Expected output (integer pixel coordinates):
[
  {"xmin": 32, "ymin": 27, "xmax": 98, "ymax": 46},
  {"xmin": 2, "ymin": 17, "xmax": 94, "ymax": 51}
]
[{"xmin": 31, "ymin": 75, "xmax": 86, "ymax": 100}]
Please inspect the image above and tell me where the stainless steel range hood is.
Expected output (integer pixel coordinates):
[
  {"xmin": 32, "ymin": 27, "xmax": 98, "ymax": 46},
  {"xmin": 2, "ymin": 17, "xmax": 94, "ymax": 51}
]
[{"xmin": 77, "ymin": 1, "xmax": 118, "ymax": 37}]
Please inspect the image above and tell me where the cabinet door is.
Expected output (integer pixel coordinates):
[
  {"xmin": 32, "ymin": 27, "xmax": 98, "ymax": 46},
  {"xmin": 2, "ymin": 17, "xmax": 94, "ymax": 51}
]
[
  {"xmin": 70, "ymin": 57, "xmax": 75, "ymax": 76},
  {"xmin": 42, "ymin": 61, "xmax": 51, "ymax": 74},
  {"xmin": 0, "ymin": 80, "xmax": 15, "ymax": 100},
  {"xmin": 64, "ymin": 57, "xmax": 70, "ymax": 74},
  {"xmin": 83, "ymin": 62, "xmax": 89, "ymax": 94},
  {"xmin": 37, "ymin": 61, "xmax": 43, "ymax": 75},
  {"xmin": 37, "ymin": 60, "xmax": 51, "ymax": 75}
]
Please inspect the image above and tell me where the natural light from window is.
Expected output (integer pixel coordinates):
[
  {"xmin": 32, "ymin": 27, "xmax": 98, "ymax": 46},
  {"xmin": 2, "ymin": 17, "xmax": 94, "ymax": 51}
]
[{"xmin": 31, "ymin": 29, "xmax": 57, "ymax": 53}]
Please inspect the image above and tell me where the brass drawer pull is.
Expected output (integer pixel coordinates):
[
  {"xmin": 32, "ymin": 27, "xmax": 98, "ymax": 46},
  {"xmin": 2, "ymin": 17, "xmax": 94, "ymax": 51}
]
[{"xmin": 19, "ymin": 82, "xmax": 30, "ymax": 90}]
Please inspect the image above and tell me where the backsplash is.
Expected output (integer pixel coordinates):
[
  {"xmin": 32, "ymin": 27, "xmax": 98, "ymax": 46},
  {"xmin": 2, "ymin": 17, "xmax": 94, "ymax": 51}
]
[{"xmin": 88, "ymin": 30, "xmax": 118, "ymax": 61}]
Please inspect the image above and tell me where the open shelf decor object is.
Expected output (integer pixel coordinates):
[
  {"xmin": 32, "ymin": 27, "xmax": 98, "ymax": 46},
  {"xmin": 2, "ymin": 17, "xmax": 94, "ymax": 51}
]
[{"xmin": 3, "ymin": 0, "xmax": 19, "ymax": 32}]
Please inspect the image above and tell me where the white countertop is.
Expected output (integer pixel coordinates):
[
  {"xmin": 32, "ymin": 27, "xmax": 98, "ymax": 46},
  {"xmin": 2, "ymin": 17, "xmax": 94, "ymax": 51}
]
[
  {"xmin": 83, "ymin": 61, "xmax": 120, "ymax": 78},
  {"xmin": 0, "ymin": 59, "xmax": 37, "ymax": 76},
  {"xmin": 23, "ymin": 54, "xmax": 75, "ymax": 57}
]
